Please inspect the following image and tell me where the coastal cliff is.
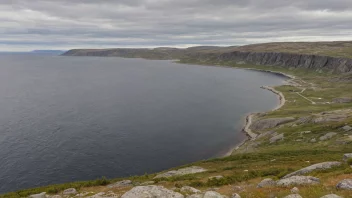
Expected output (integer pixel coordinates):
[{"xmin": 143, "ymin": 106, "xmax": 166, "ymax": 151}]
[
  {"xmin": 184, "ymin": 51, "xmax": 352, "ymax": 74},
  {"xmin": 63, "ymin": 43, "xmax": 352, "ymax": 74}
]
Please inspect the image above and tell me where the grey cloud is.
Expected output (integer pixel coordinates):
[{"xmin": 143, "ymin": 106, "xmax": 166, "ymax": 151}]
[{"xmin": 0, "ymin": 0, "xmax": 352, "ymax": 51}]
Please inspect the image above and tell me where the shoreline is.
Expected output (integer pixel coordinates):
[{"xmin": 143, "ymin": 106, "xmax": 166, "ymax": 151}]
[{"xmin": 220, "ymin": 68, "xmax": 293, "ymax": 157}]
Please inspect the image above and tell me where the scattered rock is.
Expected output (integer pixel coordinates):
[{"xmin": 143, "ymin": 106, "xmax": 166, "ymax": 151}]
[
  {"xmin": 203, "ymin": 191, "xmax": 225, "ymax": 198},
  {"xmin": 50, "ymin": 195, "xmax": 62, "ymax": 198},
  {"xmin": 296, "ymin": 116, "xmax": 312, "ymax": 125},
  {"xmin": 343, "ymin": 153, "xmax": 352, "ymax": 161},
  {"xmin": 180, "ymin": 186, "xmax": 201, "ymax": 194},
  {"xmin": 231, "ymin": 193, "xmax": 241, "ymax": 198},
  {"xmin": 107, "ymin": 180, "xmax": 133, "ymax": 188},
  {"xmin": 256, "ymin": 131, "xmax": 276, "ymax": 138},
  {"xmin": 251, "ymin": 117, "xmax": 295, "ymax": 131},
  {"xmin": 336, "ymin": 179, "xmax": 352, "ymax": 190},
  {"xmin": 319, "ymin": 132, "xmax": 337, "ymax": 141},
  {"xmin": 320, "ymin": 194, "xmax": 343, "ymax": 198},
  {"xmin": 283, "ymin": 194, "xmax": 302, "ymax": 198},
  {"xmin": 300, "ymin": 131, "xmax": 312, "ymax": 135},
  {"xmin": 277, "ymin": 176, "xmax": 320, "ymax": 186},
  {"xmin": 314, "ymin": 114, "xmax": 348, "ymax": 123},
  {"xmin": 291, "ymin": 187, "xmax": 299, "ymax": 194},
  {"xmin": 87, "ymin": 192, "xmax": 120, "ymax": 198},
  {"xmin": 333, "ymin": 97, "xmax": 352, "ymax": 103},
  {"xmin": 154, "ymin": 166, "xmax": 207, "ymax": 178},
  {"xmin": 186, "ymin": 194, "xmax": 203, "ymax": 198},
  {"xmin": 29, "ymin": 192, "xmax": 46, "ymax": 198},
  {"xmin": 283, "ymin": 161, "xmax": 341, "ymax": 178},
  {"xmin": 310, "ymin": 138, "xmax": 317, "ymax": 143},
  {"xmin": 270, "ymin": 133, "xmax": 284, "ymax": 143},
  {"xmin": 63, "ymin": 188, "xmax": 78, "ymax": 195},
  {"xmin": 87, "ymin": 192, "xmax": 105, "ymax": 198},
  {"xmin": 121, "ymin": 185, "xmax": 184, "ymax": 198},
  {"xmin": 257, "ymin": 178, "xmax": 276, "ymax": 188},
  {"xmin": 342, "ymin": 125, "xmax": 352, "ymax": 131},
  {"xmin": 209, "ymin": 176, "xmax": 224, "ymax": 180},
  {"xmin": 75, "ymin": 192, "xmax": 91, "ymax": 197}
]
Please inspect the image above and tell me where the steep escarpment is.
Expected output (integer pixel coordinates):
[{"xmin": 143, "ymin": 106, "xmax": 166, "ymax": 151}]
[
  {"xmin": 183, "ymin": 51, "xmax": 352, "ymax": 74},
  {"xmin": 63, "ymin": 43, "xmax": 352, "ymax": 74}
]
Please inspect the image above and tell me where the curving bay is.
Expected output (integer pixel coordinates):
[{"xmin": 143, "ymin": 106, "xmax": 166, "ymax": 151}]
[{"xmin": 0, "ymin": 55, "xmax": 287, "ymax": 193}]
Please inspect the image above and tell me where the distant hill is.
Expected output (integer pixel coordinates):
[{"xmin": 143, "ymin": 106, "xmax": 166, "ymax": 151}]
[
  {"xmin": 62, "ymin": 41, "xmax": 352, "ymax": 74},
  {"xmin": 30, "ymin": 50, "xmax": 66, "ymax": 55},
  {"xmin": 0, "ymin": 50, "xmax": 66, "ymax": 55}
]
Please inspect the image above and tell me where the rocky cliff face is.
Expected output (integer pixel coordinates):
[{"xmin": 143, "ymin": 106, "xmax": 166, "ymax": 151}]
[
  {"xmin": 186, "ymin": 51, "xmax": 352, "ymax": 74},
  {"xmin": 63, "ymin": 48, "xmax": 352, "ymax": 74}
]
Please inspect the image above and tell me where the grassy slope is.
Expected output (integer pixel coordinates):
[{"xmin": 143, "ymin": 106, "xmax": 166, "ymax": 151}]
[{"xmin": 3, "ymin": 50, "xmax": 352, "ymax": 198}]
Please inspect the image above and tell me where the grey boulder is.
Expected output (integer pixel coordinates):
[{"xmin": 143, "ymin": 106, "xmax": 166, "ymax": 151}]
[
  {"xmin": 283, "ymin": 161, "xmax": 341, "ymax": 178},
  {"xmin": 270, "ymin": 134, "xmax": 284, "ymax": 144},
  {"xmin": 29, "ymin": 192, "xmax": 46, "ymax": 198},
  {"xmin": 342, "ymin": 125, "xmax": 352, "ymax": 131},
  {"xmin": 251, "ymin": 117, "xmax": 295, "ymax": 131},
  {"xmin": 257, "ymin": 178, "xmax": 276, "ymax": 188},
  {"xmin": 203, "ymin": 191, "xmax": 226, "ymax": 198},
  {"xmin": 283, "ymin": 195, "xmax": 302, "ymax": 198},
  {"xmin": 320, "ymin": 194, "xmax": 343, "ymax": 198},
  {"xmin": 121, "ymin": 185, "xmax": 184, "ymax": 198},
  {"xmin": 319, "ymin": 132, "xmax": 337, "ymax": 141},
  {"xmin": 154, "ymin": 166, "xmax": 207, "ymax": 178},
  {"xmin": 336, "ymin": 179, "xmax": 352, "ymax": 190},
  {"xmin": 107, "ymin": 180, "xmax": 132, "ymax": 188},
  {"xmin": 333, "ymin": 97, "xmax": 352, "ymax": 103},
  {"xmin": 231, "ymin": 193, "xmax": 241, "ymax": 198},
  {"xmin": 277, "ymin": 176, "xmax": 320, "ymax": 186},
  {"xmin": 63, "ymin": 188, "xmax": 77, "ymax": 195},
  {"xmin": 343, "ymin": 153, "xmax": 352, "ymax": 162},
  {"xmin": 180, "ymin": 186, "xmax": 201, "ymax": 194}
]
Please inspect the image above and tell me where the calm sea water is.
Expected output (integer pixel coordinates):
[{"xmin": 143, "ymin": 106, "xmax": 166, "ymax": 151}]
[{"xmin": 0, "ymin": 55, "xmax": 287, "ymax": 193}]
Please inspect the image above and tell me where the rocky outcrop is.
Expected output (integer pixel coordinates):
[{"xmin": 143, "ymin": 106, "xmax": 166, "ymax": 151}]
[
  {"xmin": 277, "ymin": 176, "xmax": 320, "ymax": 186},
  {"xmin": 319, "ymin": 132, "xmax": 337, "ymax": 141},
  {"xmin": 320, "ymin": 194, "xmax": 343, "ymax": 198},
  {"xmin": 29, "ymin": 192, "xmax": 46, "ymax": 198},
  {"xmin": 333, "ymin": 97, "xmax": 352, "ymax": 103},
  {"xmin": 107, "ymin": 180, "xmax": 132, "ymax": 188},
  {"xmin": 180, "ymin": 186, "xmax": 201, "ymax": 194},
  {"xmin": 257, "ymin": 178, "xmax": 276, "ymax": 188},
  {"xmin": 342, "ymin": 125, "xmax": 352, "ymax": 131},
  {"xmin": 270, "ymin": 133, "xmax": 284, "ymax": 143},
  {"xmin": 282, "ymin": 161, "xmax": 342, "ymax": 178},
  {"xmin": 250, "ymin": 117, "xmax": 295, "ymax": 131},
  {"xmin": 121, "ymin": 185, "xmax": 184, "ymax": 198},
  {"xmin": 63, "ymin": 188, "xmax": 77, "ymax": 195},
  {"xmin": 283, "ymin": 194, "xmax": 302, "ymax": 198},
  {"xmin": 343, "ymin": 153, "xmax": 352, "ymax": 161},
  {"xmin": 290, "ymin": 187, "xmax": 299, "ymax": 194},
  {"xmin": 231, "ymin": 193, "xmax": 241, "ymax": 198},
  {"xmin": 154, "ymin": 166, "xmax": 207, "ymax": 178},
  {"xmin": 203, "ymin": 191, "xmax": 226, "ymax": 198},
  {"xmin": 336, "ymin": 179, "xmax": 352, "ymax": 190},
  {"xmin": 87, "ymin": 191, "xmax": 120, "ymax": 198}
]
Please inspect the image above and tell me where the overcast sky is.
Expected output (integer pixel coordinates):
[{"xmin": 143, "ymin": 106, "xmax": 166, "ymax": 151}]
[{"xmin": 1, "ymin": 0, "xmax": 352, "ymax": 51}]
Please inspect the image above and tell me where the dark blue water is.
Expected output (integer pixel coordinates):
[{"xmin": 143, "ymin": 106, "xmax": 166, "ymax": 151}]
[{"xmin": 0, "ymin": 55, "xmax": 287, "ymax": 193}]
